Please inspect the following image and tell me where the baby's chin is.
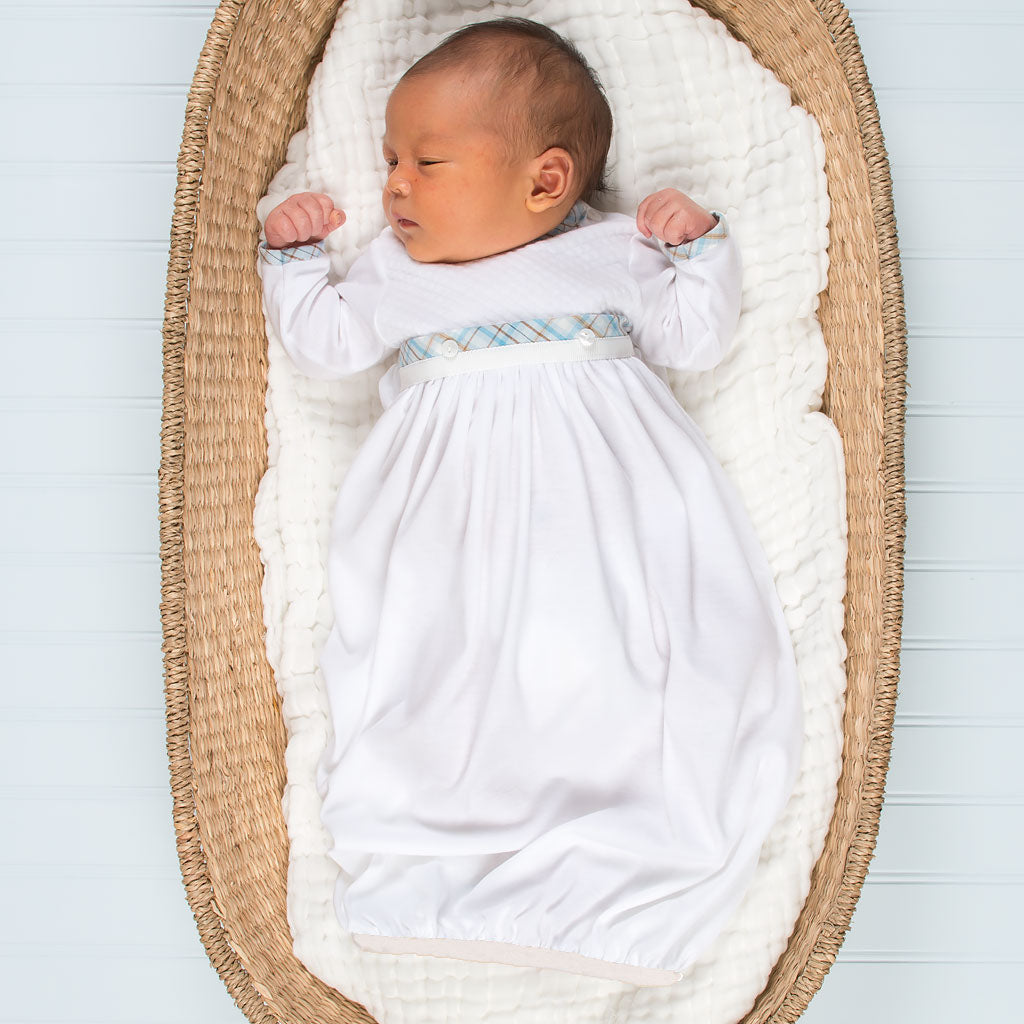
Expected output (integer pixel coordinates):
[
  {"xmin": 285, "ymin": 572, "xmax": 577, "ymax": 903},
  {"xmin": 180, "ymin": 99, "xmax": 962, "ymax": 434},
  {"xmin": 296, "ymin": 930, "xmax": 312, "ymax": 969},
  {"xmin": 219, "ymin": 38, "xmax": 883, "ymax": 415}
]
[
  {"xmin": 400, "ymin": 237, "xmax": 490, "ymax": 265},
  {"xmin": 401, "ymin": 243, "xmax": 448, "ymax": 264},
  {"xmin": 399, "ymin": 233, "xmax": 530, "ymax": 265},
  {"xmin": 393, "ymin": 231, "xmax": 441, "ymax": 263}
]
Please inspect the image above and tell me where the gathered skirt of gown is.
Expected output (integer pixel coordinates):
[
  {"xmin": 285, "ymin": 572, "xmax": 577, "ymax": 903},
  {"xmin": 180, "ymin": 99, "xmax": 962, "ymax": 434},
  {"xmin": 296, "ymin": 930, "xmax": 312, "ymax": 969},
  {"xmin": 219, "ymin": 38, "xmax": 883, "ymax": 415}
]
[{"xmin": 315, "ymin": 352, "xmax": 803, "ymax": 980}]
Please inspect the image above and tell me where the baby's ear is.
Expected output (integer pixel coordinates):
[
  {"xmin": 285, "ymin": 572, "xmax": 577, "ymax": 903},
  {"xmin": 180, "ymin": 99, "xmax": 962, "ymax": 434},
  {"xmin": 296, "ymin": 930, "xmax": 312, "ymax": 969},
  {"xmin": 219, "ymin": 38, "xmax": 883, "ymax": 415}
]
[{"xmin": 527, "ymin": 147, "xmax": 574, "ymax": 210}]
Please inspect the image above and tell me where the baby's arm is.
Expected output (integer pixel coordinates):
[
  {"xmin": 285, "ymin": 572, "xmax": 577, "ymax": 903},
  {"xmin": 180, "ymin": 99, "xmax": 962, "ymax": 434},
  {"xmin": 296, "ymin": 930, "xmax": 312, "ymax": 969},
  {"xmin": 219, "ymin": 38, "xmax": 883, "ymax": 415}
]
[
  {"xmin": 627, "ymin": 188, "xmax": 741, "ymax": 373},
  {"xmin": 258, "ymin": 193, "xmax": 393, "ymax": 379}
]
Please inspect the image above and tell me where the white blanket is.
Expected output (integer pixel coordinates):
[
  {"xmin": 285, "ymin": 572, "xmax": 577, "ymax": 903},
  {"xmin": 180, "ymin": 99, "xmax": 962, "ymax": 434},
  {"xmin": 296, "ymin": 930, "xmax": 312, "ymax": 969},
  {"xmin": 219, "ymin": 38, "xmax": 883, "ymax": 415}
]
[{"xmin": 254, "ymin": 0, "xmax": 847, "ymax": 1021}]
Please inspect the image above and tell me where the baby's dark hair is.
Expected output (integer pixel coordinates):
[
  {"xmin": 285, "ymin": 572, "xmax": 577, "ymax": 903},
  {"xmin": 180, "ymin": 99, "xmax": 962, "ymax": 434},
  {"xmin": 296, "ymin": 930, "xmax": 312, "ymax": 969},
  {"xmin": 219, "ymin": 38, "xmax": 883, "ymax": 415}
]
[{"xmin": 399, "ymin": 17, "xmax": 613, "ymax": 205}]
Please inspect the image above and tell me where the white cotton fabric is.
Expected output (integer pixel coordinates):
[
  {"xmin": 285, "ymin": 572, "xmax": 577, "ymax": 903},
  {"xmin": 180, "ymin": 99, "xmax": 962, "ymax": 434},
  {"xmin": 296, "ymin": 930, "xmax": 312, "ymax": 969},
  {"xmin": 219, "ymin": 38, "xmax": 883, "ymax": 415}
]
[
  {"xmin": 253, "ymin": 0, "xmax": 848, "ymax": 1020},
  {"xmin": 258, "ymin": 208, "xmax": 804, "ymax": 986}
]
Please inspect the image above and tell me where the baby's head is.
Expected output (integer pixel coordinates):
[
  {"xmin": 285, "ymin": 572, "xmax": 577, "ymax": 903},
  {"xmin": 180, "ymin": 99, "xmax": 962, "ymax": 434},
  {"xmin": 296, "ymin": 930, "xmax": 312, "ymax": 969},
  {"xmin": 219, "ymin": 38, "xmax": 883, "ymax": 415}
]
[{"xmin": 381, "ymin": 17, "xmax": 613, "ymax": 264}]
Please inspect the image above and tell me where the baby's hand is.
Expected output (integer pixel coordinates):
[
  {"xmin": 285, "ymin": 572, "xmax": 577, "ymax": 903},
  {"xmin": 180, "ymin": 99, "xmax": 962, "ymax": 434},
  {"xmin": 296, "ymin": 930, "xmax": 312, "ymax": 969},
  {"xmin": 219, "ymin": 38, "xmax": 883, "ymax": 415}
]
[
  {"xmin": 264, "ymin": 192, "xmax": 346, "ymax": 249},
  {"xmin": 636, "ymin": 188, "xmax": 717, "ymax": 247}
]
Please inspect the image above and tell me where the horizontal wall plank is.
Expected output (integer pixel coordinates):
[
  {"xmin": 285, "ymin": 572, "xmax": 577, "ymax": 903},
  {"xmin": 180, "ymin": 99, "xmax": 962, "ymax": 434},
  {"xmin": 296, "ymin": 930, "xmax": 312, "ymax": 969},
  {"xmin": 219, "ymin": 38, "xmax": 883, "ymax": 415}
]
[
  {"xmin": 868, "ymin": 802, "xmax": 1024, "ymax": 879},
  {"xmin": 905, "ymin": 414, "xmax": 1024, "ymax": 489},
  {"xmin": 838, "ymin": 882, "xmax": 1023, "ymax": 959},
  {"xmin": 902, "ymin": 258, "xmax": 1020, "ymax": 334},
  {"xmin": 1, "ymin": 90, "xmax": 188, "ymax": 164},
  {"xmin": 0, "ymin": 2, "xmax": 217, "ymax": 10},
  {"xmin": 0, "ymin": 12, "xmax": 209, "ymax": 86},
  {"xmin": 4, "ymin": 874, "xmax": 218, "ymax": 953},
  {"xmin": 0, "ymin": 326, "xmax": 163, "ymax": 398},
  {"xmin": 884, "ymin": 723, "xmax": 1023, "ymax": 802},
  {"xmin": 906, "ymin": 336, "xmax": 1024, "ymax": 409},
  {"xmin": 0, "ymin": 167, "xmax": 179, "ymax": 244},
  {"xmin": 802, "ymin": 963, "xmax": 1017, "ymax": 1024},
  {"xmin": 1, "ymin": 716, "xmax": 172, "ymax": 789},
  {"xmin": 899, "ymin": 648, "xmax": 1024, "ymax": 717},
  {"xmin": 0, "ymin": 407, "xmax": 159, "ymax": 475},
  {"xmin": 0, "ymin": 482, "xmax": 158, "ymax": 556},
  {"xmin": 878, "ymin": 100, "xmax": 1020, "ymax": 173},
  {"xmin": 854, "ymin": 19, "xmax": 1022, "ymax": 93},
  {"xmin": 903, "ymin": 568, "xmax": 1024, "ymax": 644},
  {"xmin": 893, "ymin": 179, "xmax": 1023, "ymax": 258},
  {"xmin": 2, "ymin": 952, "xmax": 246, "ymax": 1024},
  {"xmin": 906, "ymin": 491, "xmax": 1024, "ymax": 565},
  {"xmin": 0, "ymin": 637, "xmax": 163, "ymax": 710},
  {"xmin": 0, "ymin": 562, "xmax": 160, "ymax": 633},
  {"xmin": 0, "ymin": 249, "xmax": 171, "ymax": 320},
  {"xmin": 850, "ymin": 1, "xmax": 1024, "ymax": 12},
  {"xmin": 1, "ymin": 790, "xmax": 176, "ymax": 869}
]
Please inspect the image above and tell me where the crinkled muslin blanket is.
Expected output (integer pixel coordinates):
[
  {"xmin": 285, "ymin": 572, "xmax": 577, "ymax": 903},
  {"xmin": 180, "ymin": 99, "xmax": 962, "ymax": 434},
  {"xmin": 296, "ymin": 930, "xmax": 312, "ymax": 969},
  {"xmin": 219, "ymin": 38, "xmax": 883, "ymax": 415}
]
[{"xmin": 253, "ymin": 0, "xmax": 847, "ymax": 1021}]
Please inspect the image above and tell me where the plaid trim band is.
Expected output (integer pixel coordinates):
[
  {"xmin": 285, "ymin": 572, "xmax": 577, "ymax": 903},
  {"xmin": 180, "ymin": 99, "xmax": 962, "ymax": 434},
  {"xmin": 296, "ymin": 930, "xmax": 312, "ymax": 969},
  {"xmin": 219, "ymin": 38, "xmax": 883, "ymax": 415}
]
[
  {"xmin": 258, "ymin": 241, "xmax": 327, "ymax": 265},
  {"xmin": 399, "ymin": 311, "xmax": 633, "ymax": 367},
  {"xmin": 660, "ymin": 212, "xmax": 728, "ymax": 262},
  {"xmin": 542, "ymin": 200, "xmax": 589, "ymax": 238}
]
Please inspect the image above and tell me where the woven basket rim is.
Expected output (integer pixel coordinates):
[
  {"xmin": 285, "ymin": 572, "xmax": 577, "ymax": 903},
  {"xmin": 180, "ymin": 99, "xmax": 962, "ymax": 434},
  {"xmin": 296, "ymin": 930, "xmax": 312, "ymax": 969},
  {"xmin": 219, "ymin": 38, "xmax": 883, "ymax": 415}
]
[{"xmin": 159, "ymin": 2, "xmax": 906, "ymax": 1022}]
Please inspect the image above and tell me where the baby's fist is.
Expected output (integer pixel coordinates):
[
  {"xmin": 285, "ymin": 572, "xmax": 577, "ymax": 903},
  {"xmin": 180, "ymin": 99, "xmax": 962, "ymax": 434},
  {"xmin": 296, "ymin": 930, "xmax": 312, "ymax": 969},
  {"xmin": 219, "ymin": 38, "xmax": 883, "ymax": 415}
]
[
  {"xmin": 637, "ymin": 188, "xmax": 717, "ymax": 247},
  {"xmin": 264, "ymin": 192, "xmax": 346, "ymax": 249}
]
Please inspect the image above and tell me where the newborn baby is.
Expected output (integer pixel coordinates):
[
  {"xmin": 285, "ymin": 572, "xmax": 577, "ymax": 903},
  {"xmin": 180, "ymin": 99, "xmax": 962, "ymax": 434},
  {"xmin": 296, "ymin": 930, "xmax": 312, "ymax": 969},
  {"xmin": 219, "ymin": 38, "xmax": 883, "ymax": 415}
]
[{"xmin": 258, "ymin": 15, "xmax": 802, "ymax": 988}]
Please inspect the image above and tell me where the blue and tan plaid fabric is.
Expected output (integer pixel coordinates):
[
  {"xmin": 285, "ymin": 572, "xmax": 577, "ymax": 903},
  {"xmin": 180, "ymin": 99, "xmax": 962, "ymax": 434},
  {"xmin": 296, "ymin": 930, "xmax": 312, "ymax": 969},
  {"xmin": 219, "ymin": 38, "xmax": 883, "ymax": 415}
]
[
  {"xmin": 541, "ymin": 200, "xmax": 589, "ymax": 238},
  {"xmin": 398, "ymin": 311, "xmax": 633, "ymax": 367},
  {"xmin": 660, "ymin": 212, "xmax": 728, "ymax": 262},
  {"xmin": 258, "ymin": 240, "xmax": 327, "ymax": 264}
]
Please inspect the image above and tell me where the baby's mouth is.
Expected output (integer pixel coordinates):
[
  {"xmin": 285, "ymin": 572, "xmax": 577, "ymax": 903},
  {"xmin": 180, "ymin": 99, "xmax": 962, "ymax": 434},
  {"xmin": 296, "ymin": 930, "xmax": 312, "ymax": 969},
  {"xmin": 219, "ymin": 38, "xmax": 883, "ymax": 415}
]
[{"xmin": 397, "ymin": 217, "xmax": 418, "ymax": 229}]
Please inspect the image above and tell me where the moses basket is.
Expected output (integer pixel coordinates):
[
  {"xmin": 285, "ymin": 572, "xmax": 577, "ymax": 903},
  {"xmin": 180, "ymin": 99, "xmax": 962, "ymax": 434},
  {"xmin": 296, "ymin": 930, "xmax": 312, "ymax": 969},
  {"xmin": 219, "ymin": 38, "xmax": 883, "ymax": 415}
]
[{"xmin": 159, "ymin": 1, "xmax": 906, "ymax": 1021}]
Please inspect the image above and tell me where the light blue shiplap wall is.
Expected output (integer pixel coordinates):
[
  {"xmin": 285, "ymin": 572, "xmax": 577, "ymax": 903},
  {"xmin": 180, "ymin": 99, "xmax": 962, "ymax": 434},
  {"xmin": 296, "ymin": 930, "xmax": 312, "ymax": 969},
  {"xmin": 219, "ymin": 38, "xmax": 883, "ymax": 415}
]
[{"xmin": 1, "ymin": 1, "xmax": 1020, "ymax": 1021}]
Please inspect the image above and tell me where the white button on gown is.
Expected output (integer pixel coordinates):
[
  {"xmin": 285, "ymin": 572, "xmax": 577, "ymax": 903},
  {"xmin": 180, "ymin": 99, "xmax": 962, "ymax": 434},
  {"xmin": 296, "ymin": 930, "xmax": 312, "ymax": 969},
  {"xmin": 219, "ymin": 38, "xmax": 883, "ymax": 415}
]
[{"xmin": 257, "ymin": 203, "xmax": 803, "ymax": 987}]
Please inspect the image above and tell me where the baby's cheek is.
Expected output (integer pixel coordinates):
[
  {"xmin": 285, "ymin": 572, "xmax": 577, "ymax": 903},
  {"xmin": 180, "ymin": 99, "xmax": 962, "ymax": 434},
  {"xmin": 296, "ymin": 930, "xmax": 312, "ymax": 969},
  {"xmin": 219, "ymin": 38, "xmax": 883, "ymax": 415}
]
[{"xmin": 433, "ymin": 189, "xmax": 461, "ymax": 218}]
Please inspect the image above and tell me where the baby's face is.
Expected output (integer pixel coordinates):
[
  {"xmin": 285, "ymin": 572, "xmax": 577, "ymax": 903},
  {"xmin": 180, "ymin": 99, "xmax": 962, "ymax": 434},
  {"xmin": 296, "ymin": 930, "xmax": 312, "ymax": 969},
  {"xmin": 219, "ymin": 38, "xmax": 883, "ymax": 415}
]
[{"xmin": 381, "ymin": 71, "xmax": 539, "ymax": 263}]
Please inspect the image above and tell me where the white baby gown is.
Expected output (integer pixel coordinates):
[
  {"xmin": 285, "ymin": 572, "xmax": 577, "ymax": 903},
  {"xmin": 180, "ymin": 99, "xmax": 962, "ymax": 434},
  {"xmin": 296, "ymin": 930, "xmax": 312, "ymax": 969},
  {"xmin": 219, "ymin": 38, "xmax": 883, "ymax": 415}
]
[{"xmin": 257, "ymin": 201, "xmax": 803, "ymax": 988}]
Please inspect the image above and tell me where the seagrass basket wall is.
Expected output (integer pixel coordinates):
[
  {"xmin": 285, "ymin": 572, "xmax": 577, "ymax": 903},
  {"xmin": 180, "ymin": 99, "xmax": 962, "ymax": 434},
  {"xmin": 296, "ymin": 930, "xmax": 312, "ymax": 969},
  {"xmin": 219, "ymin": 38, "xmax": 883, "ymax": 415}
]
[{"xmin": 159, "ymin": 1, "xmax": 906, "ymax": 1021}]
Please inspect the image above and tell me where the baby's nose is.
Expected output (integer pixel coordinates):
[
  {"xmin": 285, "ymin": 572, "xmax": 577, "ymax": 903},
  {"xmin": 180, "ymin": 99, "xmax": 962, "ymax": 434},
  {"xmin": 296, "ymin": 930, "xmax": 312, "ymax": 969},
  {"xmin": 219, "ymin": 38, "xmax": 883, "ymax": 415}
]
[{"xmin": 387, "ymin": 174, "xmax": 411, "ymax": 196}]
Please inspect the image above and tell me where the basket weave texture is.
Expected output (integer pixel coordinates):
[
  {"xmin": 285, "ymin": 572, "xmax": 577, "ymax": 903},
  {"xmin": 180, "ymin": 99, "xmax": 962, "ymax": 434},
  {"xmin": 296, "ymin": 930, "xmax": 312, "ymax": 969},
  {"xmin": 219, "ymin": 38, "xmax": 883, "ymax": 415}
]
[{"xmin": 159, "ymin": 1, "xmax": 906, "ymax": 1022}]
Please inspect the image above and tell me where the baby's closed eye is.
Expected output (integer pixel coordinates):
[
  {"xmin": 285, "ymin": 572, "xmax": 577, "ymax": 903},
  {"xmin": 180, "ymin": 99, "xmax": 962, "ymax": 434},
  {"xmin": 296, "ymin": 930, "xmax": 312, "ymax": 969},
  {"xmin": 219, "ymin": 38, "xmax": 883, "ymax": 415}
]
[{"xmin": 383, "ymin": 158, "xmax": 445, "ymax": 168}]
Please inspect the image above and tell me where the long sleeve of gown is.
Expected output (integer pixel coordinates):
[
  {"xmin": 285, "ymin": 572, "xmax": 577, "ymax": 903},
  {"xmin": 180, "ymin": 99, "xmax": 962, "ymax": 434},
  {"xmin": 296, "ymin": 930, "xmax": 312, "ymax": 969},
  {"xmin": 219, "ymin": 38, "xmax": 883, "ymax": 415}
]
[
  {"xmin": 626, "ymin": 214, "xmax": 742, "ymax": 372},
  {"xmin": 257, "ymin": 234, "xmax": 394, "ymax": 379}
]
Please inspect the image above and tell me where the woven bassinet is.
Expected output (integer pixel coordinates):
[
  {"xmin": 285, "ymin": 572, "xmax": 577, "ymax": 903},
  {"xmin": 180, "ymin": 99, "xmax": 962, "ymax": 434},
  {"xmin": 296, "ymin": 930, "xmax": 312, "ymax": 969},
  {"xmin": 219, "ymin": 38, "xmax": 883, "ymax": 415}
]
[{"xmin": 159, "ymin": 1, "xmax": 906, "ymax": 1021}]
